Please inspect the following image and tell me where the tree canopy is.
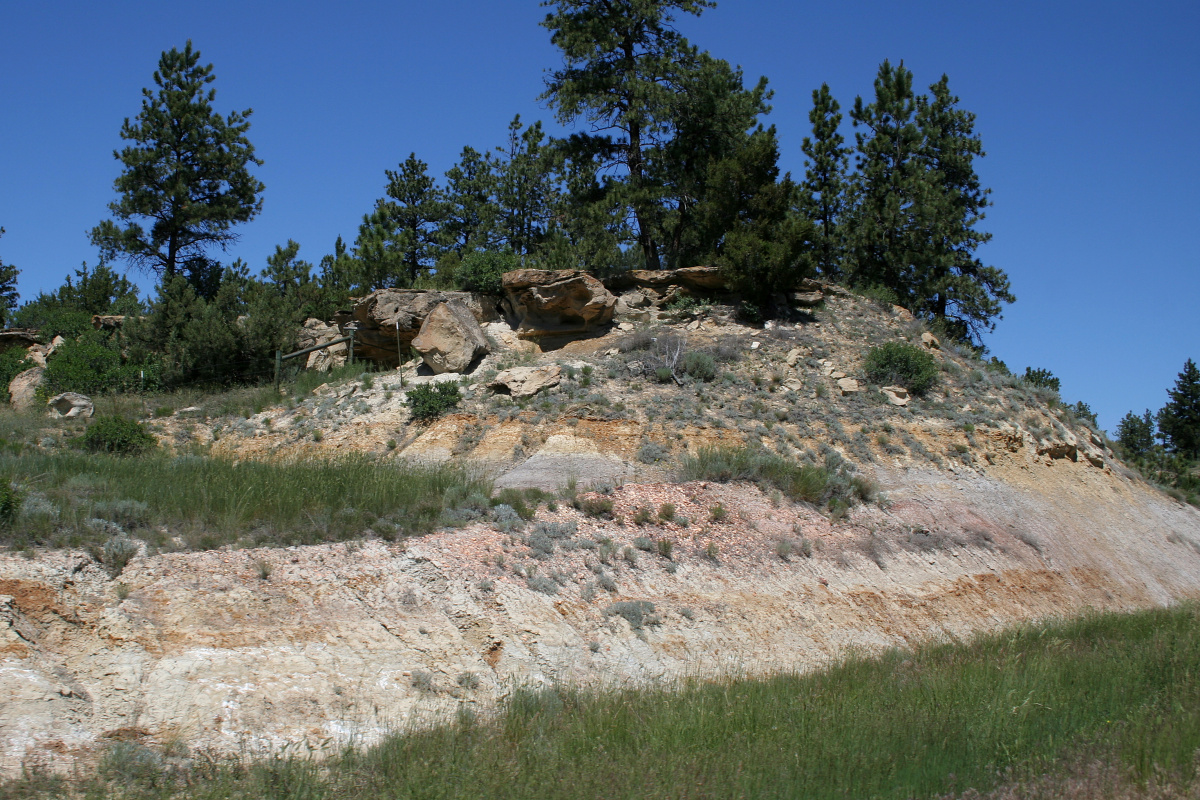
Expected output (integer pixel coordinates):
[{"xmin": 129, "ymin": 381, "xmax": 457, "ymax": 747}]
[{"xmin": 90, "ymin": 41, "xmax": 264, "ymax": 297}]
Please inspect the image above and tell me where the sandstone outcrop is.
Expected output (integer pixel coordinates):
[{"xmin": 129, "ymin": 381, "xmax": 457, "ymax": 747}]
[
  {"xmin": 8, "ymin": 367, "xmax": 44, "ymax": 410},
  {"xmin": 501, "ymin": 270, "xmax": 616, "ymax": 344},
  {"xmin": 489, "ymin": 364, "xmax": 562, "ymax": 397},
  {"xmin": 91, "ymin": 315, "xmax": 126, "ymax": 331},
  {"xmin": 337, "ymin": 290, "xmax": 500, "ymax": 365},
  {"xmin": 0, "ymin": 330, "xmax": 40, "ymax": 355},
  {"xmin": 296, "ymin": 318, "xmax": 347, "ymax": 371},
  {"xmin": 411, "ymin": 302, "xmax": 489, "ymax": 374},
  {"xmin": 47, "ymin": 392, "xmax": 93, "ymax": 419},
  {"xmin": 921, "ymin": 332, "xmax": 940, "ymax": 350},
  {"xmin": 881, "ymin": 385, "xmax": 910, "ymax": 406}
]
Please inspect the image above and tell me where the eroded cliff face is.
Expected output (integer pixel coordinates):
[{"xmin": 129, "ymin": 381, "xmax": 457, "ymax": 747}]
[{"xmin": 3, "ymin": 449, "xmax": 1199, "ymax": 776}]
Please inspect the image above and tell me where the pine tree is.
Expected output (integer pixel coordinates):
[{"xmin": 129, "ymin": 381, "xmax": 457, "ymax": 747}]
[
  {"xmin": 443, "ymin": 146, "xmax": 500, "ymax": 256},
  {"xmin": 798, "ymin": 84, "xmax": 851, "ymax": 280},
  {"xmin": 0, "ymin": 228, "xmax": 19, "ymax": 327},
  {"xmin": 355, "ymin": 154, "xmax": 447, "ymax": 288},
  {"xmin": 1158, "ymin": 359, "xmax": 1200, "ymax": 459},
  {"xmin": 1116, "ymin": 409, "xmax": 1156, "ymax": 460},
  {"xmin": 495, "ymin": 116, "xmax": 558, "ymax": 257},
  {"xmin": 541, "ymin": 0, "xmax": 714, "ymax": 270},
  {"xmin": 90, "ymin": 41, "xmax": 263, "ymax": 295},
  {"xmin": 913, "ymin": 75, "xmax": 1013, "ymax": 341},
  {"xmin": 847, "ymin": 60, "xmax": 926, "ymax": 304}
]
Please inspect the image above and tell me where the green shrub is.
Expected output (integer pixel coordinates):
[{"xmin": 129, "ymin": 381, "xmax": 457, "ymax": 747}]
[
  {"xmin": 858, "ymin": 284, "xmax": 900, "ymax": 308},
  {"xmin": 458, "ymin": 250, "xmax": 519, "ymax": 296},
  {"xmin": 0, "ymin": 348, "xmax": 33, "ymax": 395},
  {"xmin": 683, "ymin": 351, "xmax": 717, "ymax": 381},
  {"xmin": 101, "ymin": 536, "xmax": 140, "ymax": 578},
  {"xmin": 43, "ymin": 334, "xmax": 157, "ymax": 396},
  {"xmin": 681, "ymin": 446, "xmax": 832, "ymax": 505},
  {"xmin": 0, "ymin": 481, "xmax": 21, "ymax": 526},
  {"xmin": 864, "ymin": 342, "xmax": 939, "ymax": 396},
  {"xmin": 1023, "ymin": 367, "xmax": 1061, "ymax": 392},
  {"xmin": 407, "ymin": 382, "xmax": 462, "ymax": 421},
  {"xmin": 79, "ymin": 417, "xmax": 157, "ymax": 455}
]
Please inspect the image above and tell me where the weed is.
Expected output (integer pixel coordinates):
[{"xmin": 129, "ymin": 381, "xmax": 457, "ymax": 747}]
[
  {"xmin": 708, "ymin": 503, "xmax": 728, "ymax": 523},
  {"xmin": 657, "ymin": 502, "xmax": 676, "ymax": 522},
  {"xmin": 633, "ymin": 505, "xmax": 653, "ymax": 525},
  {"xmin": 603, "ymin": 600, "xmax": 657, "ymax": 630},
  {"xmin": 776, "ymin": 539, "xmax": 794, "ymax": 560},
  {"xmin": 578, "ymin": 496, "xmax": 614, "ymax": 519},
  {"xmin": 657, "ymin": 539, "xmax": 674, "ymax": 560}
]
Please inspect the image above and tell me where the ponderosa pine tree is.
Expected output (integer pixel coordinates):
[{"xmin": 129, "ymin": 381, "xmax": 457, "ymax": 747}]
[
  {"xmin": 90, "ymin": 41, "xmax": 263, "ymax": 297},
  {"xmin": 443, "ymin": 146, "xmax": 500, "ymax": 256},
  {"xmin": 847, "ymin": 60, "xmax": 926, "ymax": 304},
  {"xmin": 798, "ymin": 84, "xmax": 851, "ymax": 280},
  {"xmin": 495, "ymin": 116, "xmax": 558, "ymax": 257},
  {"xmin": 541, "ymin": 0, "xmax": 714, "ymax": 270},
  {"xmin": 913, "ymin": 75, "xmax": 1013, "ymax": 341},
  {"xmin": 1158, "ymin": 359, "xmax": 1200, "ymax": 459},
  {"xmin": 0, "ymin": 228, "xmax": 18, "ymax": 327},
  {"xmin": 355, "ymin": 154, "xmax": 447, "ymax": 288},
  {"xmin": 1116, "ymin": 409, "xmax": 1156, "ymax": 460}
]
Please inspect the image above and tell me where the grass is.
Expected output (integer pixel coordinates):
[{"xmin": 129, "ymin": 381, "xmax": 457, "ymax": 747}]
[
  {"xmin": 9, "ymin": 604, "xmax": 1198, "ymax": 800},
  {"xmin": 0, "ymin": 449, "xmax": 491, "ymax": 552},
  {"xmin": 681, "ymin": 445, "xmax": 832, "ymax": 505}
]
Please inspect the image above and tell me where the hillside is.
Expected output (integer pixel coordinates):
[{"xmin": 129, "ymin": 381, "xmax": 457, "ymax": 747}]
[{"xmin": 2, "ymin": 279, "xmax": 1199, "ymax": 776}]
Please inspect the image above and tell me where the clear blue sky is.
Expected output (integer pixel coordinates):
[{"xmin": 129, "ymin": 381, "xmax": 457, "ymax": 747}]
[{"xmin": 1, "ymin": 1, "xmax": 1197, "ymax": 432}]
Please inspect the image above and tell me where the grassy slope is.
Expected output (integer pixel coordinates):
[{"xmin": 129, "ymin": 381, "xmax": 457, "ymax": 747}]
[{"xmin": 8, "ymin": 604, "xmax": 1196, "ymax": 800}]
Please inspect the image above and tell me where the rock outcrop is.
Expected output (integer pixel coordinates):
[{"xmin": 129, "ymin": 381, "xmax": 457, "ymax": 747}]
[
  {"xmin": 0, "ymin": 330, "xmax": 40, "ymax": 356},
  {"xmin": 411, "ymin": 302, "xmax": 489, "ymax": 374},
  {"xmin": 296, "ymin": 319, "xmax": 347, "ymax": 372},
  {"xmin": 502, "ymin": 270, "xmax": 616, "ymax": 345},
  {"xmin": 91, "ymin": 315, "xmax": 126, "ymax": 331},
  {"xmin": 489, "ymin": 364, "xmax": 562, "ymax": 397},
  {"xmin": 336, "ymin": 290, "xmax": 500, "ymax": 365},
  {"xmin": 47, "ymin": 392, "xmax": 93, "ymax": 419},
  {"xmin": 8, "ymin": 367, "xmax": 44, "ymax": 410}
]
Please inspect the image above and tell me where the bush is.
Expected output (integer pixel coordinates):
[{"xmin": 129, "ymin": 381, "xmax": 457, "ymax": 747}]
[
  {"xmin": 683, "ymin": 351, "xmax": 717, "ymax": 381},
  {"xmin": 1023, "ymin": 367, "xmax": 1061, "ymax": 392},
  {"xmin": 458, "ymin": 250, "xmax": 519, "ymax": 296},
  {"xmin": 43, "ymin": 334, "xmax": 158, "ymax": 397},
  {"xmin": 79, "ymin": 417, "xmax": 157, "ymax": 455},
  {"xmin": 0, "ymin": 348, "xmax": 33, "ymax": 395},
  {"xmin": 681, "ymin": 446, "xmax": 832, "ymax": 505},
  {"xmin": 864, "ymin": 342, "xmax": 939, "ymax": 396},
  {"xmin": 0, "ymin": 481, "xmax": 21, "ymax": 526},
  {"xmin": 407, "ymin": 382, "xmax": 462, "ymax": 421}
]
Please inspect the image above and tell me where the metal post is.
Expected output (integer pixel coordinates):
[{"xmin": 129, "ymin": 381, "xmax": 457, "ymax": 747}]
[
  {"xmin": 396, "ymin": 320, "xmax": 403, "ymax": 387},
  {"xmin": 274, "ymin": 350, "xmax": 282, "ymax": 391},
  {"xmin": 348, "ymin": 328, "xmax": 356, "ymax": 365}
]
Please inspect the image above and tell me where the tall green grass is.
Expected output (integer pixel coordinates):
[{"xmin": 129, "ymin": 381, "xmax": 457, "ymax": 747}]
[
  {"xmin": 7, "ymin": 605, "xmax": 1196, "ymax": 800},
  {"xmin": 681, "ymin": 445, "xmax": 875, "ymax": 507},
  {"xmin": 1, "ymin": 450, "xmax": 491, "ymax": 552}
]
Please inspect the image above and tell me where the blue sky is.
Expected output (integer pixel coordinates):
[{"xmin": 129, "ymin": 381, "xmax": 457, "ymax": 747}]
[{"xmin": 1, "ymin": 1, "xmax": 1196, "ymax": 432}]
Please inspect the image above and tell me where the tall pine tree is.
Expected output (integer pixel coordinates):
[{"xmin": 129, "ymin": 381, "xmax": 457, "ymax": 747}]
[
  {"xmin": 541, "ymin": 0, "xmax": 714, "ymax": 270},
  {"xmin": 0, "ymin": 228, "xmax": 18, "ymax": 327},
  {"xmin": 355, "ymin": 154, "xmax": 447, "ymax": 288},
  {"xmin": 798, "ymin": 84, "xmax": 851, "ymax": 280},
  {"xmin": 847, "ymin": 60, "xmax": 926, "ymax": 304},
  {"xmin": 914, "ymin": 75, "xmax": 1013, "ymax": 340},
  {"xmin": 1158, "ymin": 359, "xmax": 1200, "ymax": 459},
  {"xmin": 90, "ymin": 41, "xmax": 263, "ymax": 297}
]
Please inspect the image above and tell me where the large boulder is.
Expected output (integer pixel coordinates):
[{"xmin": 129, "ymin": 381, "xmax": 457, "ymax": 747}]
[
  {"xmin": 502, "ymin": 270, "xmax": 616, "ymax": 343},
  {"xmin": 8, "ymin": 367, "xmax": 44, "ymax": 410},
  {"xmin": 336, "ymin": 290, "xmax": 500, "ymax": 365},
  {"xmin": 296, "ymin": 319, "xmax": 346, "ymax": 372},
  {"xmin": 47, "ymin": 392, "xmax": 94, "ymax": 419},
  {"xmin": 0, "ymin": 330, "xmax": 40, "ymax": 356},
  {"xmin": 604, "ymin": 265, "xmax": 727, "ymax": 293},
  {"xmin": 411, "ymin": 301, "xmax": 489, "ymax": 374},
  {"xmin": 489, "ymin": 365, "xmax": 563, "ymax": 397}
]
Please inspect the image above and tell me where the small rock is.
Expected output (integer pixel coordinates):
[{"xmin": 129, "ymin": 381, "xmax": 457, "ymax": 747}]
[
  {"xmin": 792, "ymin": 291, "xmax": 824, "ymax": 307},
  {"xmin": 685, "ymin": 320, "xmax": 701, "ymax": 331},
  {"xmin": 881, "ymin": 386, "xmax": 910, "ymax": 406},
  {"xmin": 489, "ymin": 365, "xmax": 563, "ymax": 398},
  {"xmin": 618, "ymin": 322, "xmax": 635, "ymax": 332},
  {"xmin": 784, "ymin": 378, "xmax": 803, "ymax": 392},
  {"xmin": 785, "ymin": 348, "xmax": 802, "ymax": 367},
  {"xmin": 836, "ymin": 378, "xmax": 862, "ymax": 395},
  {"xmin": 830, "ymin": 371, "xmax": 847, "ymax": 380},
  {"xmin": 921, "ymin": 332, "xmax": 940, "ymax": 350},
  {"xmin": 750, "ymin": 341, "xmax": 761, "ymax": 350},
  {"xmin": 48, "ymin": 392, "xmax": 94, "ymax": 419}
]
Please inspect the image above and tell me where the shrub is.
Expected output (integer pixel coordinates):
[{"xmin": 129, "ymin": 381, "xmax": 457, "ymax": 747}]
[
  {"xmin": 407, "ymin": 382, "xmax": 462, "ymax": 421},
  {"xmin": 604, "ymin": 600, "xmax": 657, "ymax": 630},
  {"xmin": 79, "ymin": 416, "xmax": 157, "ymax": 455},
  {"xmin": 43, "ymin": 334, "xmax": 157, "ymax": 396},
  {"xmin": 458, "ymin": 250, "xmax": 519, "ymax": 296},
  {"xmin": 683, "ymin": 351, "xmax": 717, "ymax": 382},
  {"xmin": 578, "ymin": 495, "xmax": 614, "ymax": 518},
  {"xmin": 864, "ymin": 342, "xmax": 939, "ymax": 396},
  {"xmin": 1023, "ymin": 367, "xmax": 1061, "ymax": 392},
  {"xmin": 101, "ymin": 536, "xmax": 140, "ymax": 578},
  {"xmin": 0, "ymin": 348, "xmax": 33, "ymax": 395},
  {"xmin": 0, "ymin": 482, "xmax": 22, "ymax": 526},
  {"xmin": 682, "ymin": 446, "xmax": 830, "ymax": 505},
  {"xmin": 657, "ymin": 503, "xmax": 676, "ymax": 522}
]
